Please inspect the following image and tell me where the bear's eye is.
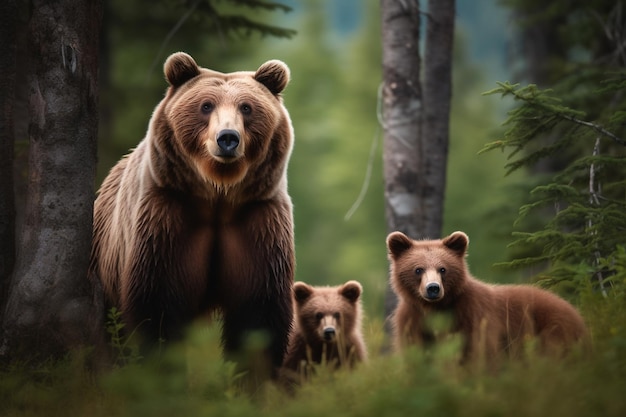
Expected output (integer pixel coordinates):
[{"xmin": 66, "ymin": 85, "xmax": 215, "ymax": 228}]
[
  {"xmin": 315, "ymin": 312, "xmax": 323, "ymax": 321},
  {"xmin": 439, "ymin": 267, "xmax": 446, "ymax": 274},
  {"xmin": 201, "ymin": 102, "xmax": 214, "ymax": 114},
  {"xmin": 333, "ymin": 312, "xmax": 341, "ymax": 320},
  {"xmin": 240, "ymin": 103, "xmax": 252, "ymax": 115},
  {"xmin": 415, "ymin": 268, "xmax": 424, "ymax": 276}
]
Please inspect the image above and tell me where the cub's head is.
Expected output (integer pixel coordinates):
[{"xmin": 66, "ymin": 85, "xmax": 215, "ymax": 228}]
[
  {"xmin": 293, "ymin": 281, "xmax": 363, "ymax": 344},
  {"xmin": 159, "ymin": 52, "xmax": 293, "ymax": 189},
  {"xmin": 386, "ymin": 231, "xmax": 469, "ymax": 306}
]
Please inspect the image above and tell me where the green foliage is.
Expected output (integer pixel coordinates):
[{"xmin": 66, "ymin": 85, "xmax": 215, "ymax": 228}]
[
  {"xmin": 2, "ymin": 312, "xmax": 626, "ymax": 417},
  {"xmin": 106, "ymin": 307, "xmax": 143, "ymax": 367},
  {"xmin": 168, "ymin": 0, "xmax": 296, "ymax": 38},
  {"xmin": 482, "ymin": 79, "xmax": 626, "ymax": 295}
]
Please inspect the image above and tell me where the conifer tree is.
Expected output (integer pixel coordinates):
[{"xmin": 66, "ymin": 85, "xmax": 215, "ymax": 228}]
[
  {"xmin": 484, "ymin": 1, "xmax": 626, "ymax": 296},
  {"xmin": 482, "ymin": 80, "xmax": 626, "ymax": 296}
]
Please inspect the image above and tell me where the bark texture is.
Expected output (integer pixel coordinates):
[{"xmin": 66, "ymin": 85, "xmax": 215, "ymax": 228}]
[
  {"xmin": 0, "ymin": 0, "xmax": 17, "ymax": 316},
  {"xmin": 421, "ymin": 0, "xmax": 455, "ymax": 239},
  {"xmin": 381, "ymin": 0, "xmax": 422, "ymax": 330},
  {"xmin": 1, "ymin": 0, "xmax": 104, "ymax": 360},
  {"xmin": 381, "ymin": 0, "xmax": 455, "ymax": 329}
]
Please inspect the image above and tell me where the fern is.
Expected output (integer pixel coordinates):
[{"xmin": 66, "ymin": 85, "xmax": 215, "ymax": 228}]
[{"xmin": 106, "ymin": 307, "xmax": 142, "ymax": 367}]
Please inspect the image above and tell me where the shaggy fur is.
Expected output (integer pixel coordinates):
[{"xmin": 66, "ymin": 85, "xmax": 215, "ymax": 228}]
[
  {"xmin": 387, "ymin": 231, "xmax": 588, "ymax": 363},
  {"xmin": 282, "ymin": 281, "xmax": 367, "ymax": 378},
  {"xmin": 90, "ymin": 52, "xmax": 295, "ymax": 373}
]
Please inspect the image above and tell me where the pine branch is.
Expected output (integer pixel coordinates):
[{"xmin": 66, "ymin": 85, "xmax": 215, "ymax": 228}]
[
  {"xmin": 482, "ymin": 81, "xmax": 626, "ymax": 174},
  {"xmin": 559, "ymin": 114, "xmax": 626, "ymax": 146},
  {"xmin": 231, "ymin": 0, "xmax": 293, "ymax": 13},
  {"xmin": 218, "ymin": 15, "xmax": 296, "ymax": 38}
]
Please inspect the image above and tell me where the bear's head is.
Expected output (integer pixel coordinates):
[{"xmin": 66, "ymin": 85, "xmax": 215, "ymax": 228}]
[
  {"xmin": 293, "ymin": 281, "xmax": 363, "ymax": 345},
  {"xmin": 387, "ymin": 231, "xmax": 469, "ymax": 307},
  {"xmin": 155, "ymin": 52, "xmax": 293, "ymax": 193}
]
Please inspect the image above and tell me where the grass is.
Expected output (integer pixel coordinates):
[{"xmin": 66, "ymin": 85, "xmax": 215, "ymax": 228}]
[{"xmin": 2, "ymin": 292, "xmax": 626, "ymax": 417}]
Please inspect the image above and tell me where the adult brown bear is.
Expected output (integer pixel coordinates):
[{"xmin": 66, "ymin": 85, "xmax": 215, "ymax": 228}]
[{"xmin": 90, "ymin": 52, "xmax": 295, "ymax": 376}]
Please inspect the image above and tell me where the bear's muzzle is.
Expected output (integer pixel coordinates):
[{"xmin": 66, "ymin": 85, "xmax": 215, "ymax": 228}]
[{"xmin": 216, "ymin": 129, "xmax": 240, "ymax": 157}]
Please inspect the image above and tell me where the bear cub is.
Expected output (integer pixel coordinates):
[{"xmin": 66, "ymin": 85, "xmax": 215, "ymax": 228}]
[
  {"xmin": 387, "ymin": 231, "xmax": 588, "ymax": 363},
  {"xmin": 282, "ymin": 281, "xmax": 368, "ymax": 379}
]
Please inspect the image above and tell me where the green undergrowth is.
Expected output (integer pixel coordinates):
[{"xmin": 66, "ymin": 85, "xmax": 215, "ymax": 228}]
[{"xmin": 2, "ymin": 292, "xmax": 626, "ymax": 417}]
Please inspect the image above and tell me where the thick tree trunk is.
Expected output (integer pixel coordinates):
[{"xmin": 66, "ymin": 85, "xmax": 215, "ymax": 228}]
[
  {"xmin": 1, "ymin": 0, "xmax": 104, "ymax": 361},
  {"xmin": 0, "ymin": 0, "xmax": 17, "ymax": 317},
  {"xmin": 381, "ymin": 0, "xmax": 455, "ymax": 334},
  {"xmin": 381, "ymin": 0, "xmax": 422, "ymax": 332}
]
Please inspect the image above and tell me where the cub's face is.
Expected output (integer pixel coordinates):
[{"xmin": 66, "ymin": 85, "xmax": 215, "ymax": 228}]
[
  {"xmin": 293, "ymin": 281, "xmax": 362, "ymax": 344},
  {"xmin": 160, "ymin": 52, "xmax": 292, "ymax": 187},
  {"xmin": 386, "ymin": 231, "xmax": 469, "ymax": 305}
]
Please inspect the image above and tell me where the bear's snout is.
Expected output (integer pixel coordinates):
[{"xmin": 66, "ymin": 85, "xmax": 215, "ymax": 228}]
[
  {"xmin": 425, "ymin": 282, "xmax": 441, "ymax": 300},
  {"xmin": 323, "ymin": 327, "xmax": 336, "ymax": 341},
  {"xmin": 216, "ymin": 129, "xmax": 240, "ymax": 156}
]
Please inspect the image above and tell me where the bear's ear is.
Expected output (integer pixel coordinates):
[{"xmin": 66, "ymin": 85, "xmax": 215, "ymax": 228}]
[
  {"xmin": 387, "ymin": 231, "xmax": 413, "ymax": 258},
  {"xmin": 254, "ymin": 60, "xmax": 290, "ymax": 95},
  {"xmin": 164, "ymin": 52, "xmax": 201, "ymax": 88},
  {"xmin": 293, "ymin": 282, "xmax": 314, "ymax": 304},
  {"xmin": 443, "ymin": 231, "xmax": 469, "ymax": 256},
  {"xmin": 340, "ymin": 281, "xmax": 362, "ymax": 303}
]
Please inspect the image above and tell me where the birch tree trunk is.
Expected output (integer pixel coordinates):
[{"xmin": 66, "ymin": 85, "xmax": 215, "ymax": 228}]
[
  {"xmin": 0, "ymin": 0, "xmax": 105, "ymax": 361},
  {"xmin": 381, "ymin": 0, "xmax": 422, "ymax": 331},
  {"xmin": 381, "ymin": 0, "xmax": 455, "ymax": 329}
]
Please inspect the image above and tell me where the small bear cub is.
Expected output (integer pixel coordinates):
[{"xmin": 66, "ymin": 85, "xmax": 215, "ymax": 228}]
[{"xmin": 282, "ymin": 281, "xmax": 367, "ymax": 380}]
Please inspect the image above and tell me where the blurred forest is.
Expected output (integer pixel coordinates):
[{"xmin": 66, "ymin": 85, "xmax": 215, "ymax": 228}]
[{"xmin": 99, "ymin": 0, "xmax": 520, "ymax": 320}]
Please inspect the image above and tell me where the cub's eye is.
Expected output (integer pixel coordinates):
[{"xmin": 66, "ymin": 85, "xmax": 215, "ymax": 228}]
[
  {"xmin": 333, "ymin": 312, "xmax": 341, "ymax": 320},
  {"xmin": 439, "ymin": 267, "xmax": 446, "ymax": 274},
  {"xmin": 240, "ymin": 103, "xmax": 252, "ymax": 115},
  {"xmin": 315, "ymin": 312, "xmax": 323, "ymax": 321},
  {"xmin": 201, "ymin": 102, "xmax": 214, "ymax": 114},
  {"xmin": 415, "ymin": 268, "xmax": 424, "ymax": 276}
]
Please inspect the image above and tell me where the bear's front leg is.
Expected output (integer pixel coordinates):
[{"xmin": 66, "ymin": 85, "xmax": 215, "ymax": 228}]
[
  {"xmin": 217, "ymin": 198, "xmax": 295, "ymax": 380},
  {"xmin": 221, "ymin": 294, "xmax": 293, "ymax": 381},
  {"xmin": 120, "ymin": 193, "xmax": 212, "ymax": 346}
]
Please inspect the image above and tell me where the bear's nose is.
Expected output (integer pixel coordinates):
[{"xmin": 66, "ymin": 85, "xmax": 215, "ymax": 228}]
[
  {"xmin": 323, "ymin": 327, "xmax": 336, "ymax": 341},
  {"xmin": 216, "ymin": 129, "xmax": 240, "ymax": 154},
  {"xmin": 425, "ymin": 283, "xmax": 441, "ymax": 299}
]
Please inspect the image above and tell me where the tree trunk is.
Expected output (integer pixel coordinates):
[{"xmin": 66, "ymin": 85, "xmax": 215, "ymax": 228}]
[
  {"xmin": 421, "ymin": 0, "xmax": 455, "ymax": 238},
  {"xmin": 1, "ymin": 0, "xmax": 105, "ymax": 361},
  {"xmin": 381, "ymin": 0, "xmax": 422, "ymax": 333},
  {"xmin": 381, "ymin": 0, "xmax": 455, "ymax": 333},
  {"xmin": 0, "ymin": 0, "xmax": 17, "ymax": 317}
]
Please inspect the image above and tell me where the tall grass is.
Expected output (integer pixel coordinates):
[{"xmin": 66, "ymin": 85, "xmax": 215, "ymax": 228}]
[{"xmin": 2, "ymin": 290, "xmax": 625, "ymax": 417}]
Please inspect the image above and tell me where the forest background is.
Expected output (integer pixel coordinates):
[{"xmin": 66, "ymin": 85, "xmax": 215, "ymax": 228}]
[
  {"xmin": 98, "ymin": 0, "xmax": 517, "ymax": 319},
  {"xmin": 3, "ymin": 0, "xmax": 625, "ymax": 416}
]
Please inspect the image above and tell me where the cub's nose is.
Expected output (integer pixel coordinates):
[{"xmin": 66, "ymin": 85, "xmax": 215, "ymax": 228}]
[
  {"xmin": 425, "ymin": 282, "xmax": 441, "ymax": 299},
  {"xmin": 323, "ymin": 327, "xmax": 336, "ymax": 341},
  {"xmin": 216, "ymin": 129, "xmax": 240, "ymax": 154}
]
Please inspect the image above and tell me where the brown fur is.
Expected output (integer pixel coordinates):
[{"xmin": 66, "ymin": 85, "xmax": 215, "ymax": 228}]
[
  {"xmin": 387, "ymin": 231, "xmax": 588, "ymax": 363},
  {"xmin": 90, "ymin": 52, "xmax": 295, "ymax": 373},
  {"xmin": 282, "ymin": 281, "xmax": 367, "ymax": 380}
]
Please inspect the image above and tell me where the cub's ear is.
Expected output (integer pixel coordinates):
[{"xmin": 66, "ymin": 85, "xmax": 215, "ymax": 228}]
[
  {"xmin": 443, "ymin": 231, "xmax": 469, "ymax": 256},
  {"xmin": 386, "ymin": 231, "xmax": 413, "ymax": 259},
  {"xmin": 340, "ymin": 281, "xmax": 362, "ymax": 303},
  {"xmin": 255, "ymin": 60, "xmax": 290, "ymax": 95},
  {"xmin": 293, "ymin": 282, "xmax": 314, "ymax": 304},
  {"xmin": 164, "ymin": 52, "xmax": 201, "ymax": 87}
]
